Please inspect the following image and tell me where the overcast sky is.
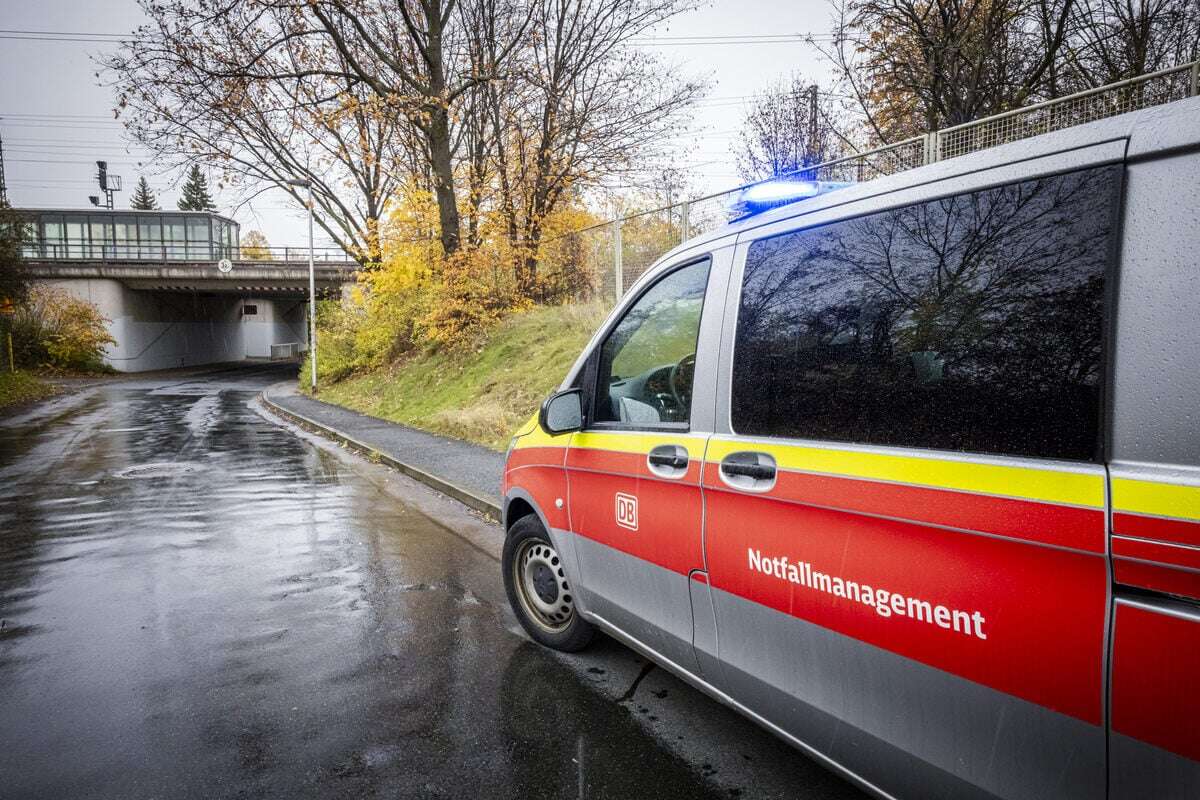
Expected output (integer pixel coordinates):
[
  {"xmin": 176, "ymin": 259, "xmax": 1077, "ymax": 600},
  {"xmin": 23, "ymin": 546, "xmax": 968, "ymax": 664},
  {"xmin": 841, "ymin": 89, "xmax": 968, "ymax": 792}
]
[{"xmin": 0, "ymin": 0, "xmax": 832, "ymax": 248}]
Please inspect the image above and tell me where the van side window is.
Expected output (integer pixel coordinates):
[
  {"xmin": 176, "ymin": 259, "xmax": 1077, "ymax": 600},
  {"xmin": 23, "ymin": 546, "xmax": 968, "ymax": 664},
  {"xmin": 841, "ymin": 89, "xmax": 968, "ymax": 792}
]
[
  {"xmin": 593, "ymin": 259, "xmax": 711, "ymax": 427},
  {"xmin": 731, "ymin": 165, "xmax": 1119, "ymax": 461}
]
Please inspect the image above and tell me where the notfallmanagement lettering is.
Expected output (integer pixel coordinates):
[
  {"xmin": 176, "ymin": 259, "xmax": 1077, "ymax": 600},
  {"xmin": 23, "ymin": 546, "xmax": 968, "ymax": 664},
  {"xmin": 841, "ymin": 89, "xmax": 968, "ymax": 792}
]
[{"xmin": 747, "ymin": 548, "xmax": 988, "ymax": 640}]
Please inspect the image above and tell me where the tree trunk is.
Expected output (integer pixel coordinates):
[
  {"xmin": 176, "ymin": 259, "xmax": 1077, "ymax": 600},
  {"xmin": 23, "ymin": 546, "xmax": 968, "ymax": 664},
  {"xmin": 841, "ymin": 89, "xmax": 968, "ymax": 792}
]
[{"xmin": 427, "ymin": 107, "xmax": 462, "ymax": 256}]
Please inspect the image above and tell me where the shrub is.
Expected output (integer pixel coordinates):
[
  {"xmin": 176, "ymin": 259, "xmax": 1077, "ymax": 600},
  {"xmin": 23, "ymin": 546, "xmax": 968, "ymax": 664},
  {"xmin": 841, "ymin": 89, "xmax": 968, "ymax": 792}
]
[
  {"xmin": 11, "ymin": 285, "xmax": 116, "ymax": 371},
  {"xmin": 418, "ymin": 248, "xmax": 528, "ymax": 350}
]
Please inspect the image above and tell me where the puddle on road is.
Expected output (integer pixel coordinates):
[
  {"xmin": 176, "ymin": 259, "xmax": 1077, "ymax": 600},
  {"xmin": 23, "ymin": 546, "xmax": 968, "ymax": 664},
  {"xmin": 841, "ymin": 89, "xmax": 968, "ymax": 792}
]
[{"xmin": 113, "ymin": 462, "xmax": 205, "ymax": 479}]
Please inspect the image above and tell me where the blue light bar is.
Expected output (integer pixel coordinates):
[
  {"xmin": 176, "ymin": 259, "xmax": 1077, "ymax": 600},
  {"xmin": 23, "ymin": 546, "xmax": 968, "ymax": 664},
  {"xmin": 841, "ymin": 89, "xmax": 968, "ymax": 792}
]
[{"xmin": 728, "ymin": 179, "xmax": 852, "ymax": 220}]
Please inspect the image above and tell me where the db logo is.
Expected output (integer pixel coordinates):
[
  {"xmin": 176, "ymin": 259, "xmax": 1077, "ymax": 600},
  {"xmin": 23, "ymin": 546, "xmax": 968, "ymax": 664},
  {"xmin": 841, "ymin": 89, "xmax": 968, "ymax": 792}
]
[{"xmin": 615, "ymin": 492, "xmax": 638, "ymax": 531}]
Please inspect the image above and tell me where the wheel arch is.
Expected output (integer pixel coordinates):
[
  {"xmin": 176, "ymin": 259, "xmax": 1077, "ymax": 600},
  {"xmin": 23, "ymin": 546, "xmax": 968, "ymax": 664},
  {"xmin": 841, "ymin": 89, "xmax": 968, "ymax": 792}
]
[
  {"xmin": 503, "ymin": 486, "xmax": 589, "ymax": 618},
  {"xmin": 503, "ymin": 487, "xmax": 552, "ymax": 535}
]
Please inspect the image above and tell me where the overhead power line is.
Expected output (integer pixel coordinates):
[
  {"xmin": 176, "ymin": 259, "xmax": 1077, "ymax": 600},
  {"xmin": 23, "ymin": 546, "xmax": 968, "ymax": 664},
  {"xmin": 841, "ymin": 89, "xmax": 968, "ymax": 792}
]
[
  {"xmin": 7, "ymin": 158, "xmax": 145, "ymax": 165},
  {"xmin": 0, "ymin": 112, "xmax": 122, "ymax": 120},
  {"xmin": 0, "ymin": 27, "xmax": 856, "ymax": 46},
  {"xmin": 0, "ymin": 29, "xmax": 127, "ymax": 38}
]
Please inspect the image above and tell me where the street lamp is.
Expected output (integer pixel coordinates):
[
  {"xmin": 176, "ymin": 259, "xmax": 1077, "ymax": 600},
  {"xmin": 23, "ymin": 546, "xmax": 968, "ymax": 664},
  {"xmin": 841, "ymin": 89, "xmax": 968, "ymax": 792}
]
[{"xmin": 286, "ymin": 178, "xmax": 317, "ymax": 393}]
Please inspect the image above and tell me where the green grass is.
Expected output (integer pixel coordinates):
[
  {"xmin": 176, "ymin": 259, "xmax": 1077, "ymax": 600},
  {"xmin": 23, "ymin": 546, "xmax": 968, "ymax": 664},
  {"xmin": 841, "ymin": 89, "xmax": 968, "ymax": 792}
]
[
  {"xmin": 0, "ymin": 370, "xmax": 58, "ymax": 411},
  {"xmin": 308, "ymin": 303, "xmax": 607, "ymax": 450}
]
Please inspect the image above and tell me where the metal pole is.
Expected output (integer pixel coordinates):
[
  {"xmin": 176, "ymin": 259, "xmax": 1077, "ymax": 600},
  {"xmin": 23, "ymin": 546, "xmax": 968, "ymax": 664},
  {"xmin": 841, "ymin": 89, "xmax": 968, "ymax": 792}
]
[
  {"xmin": 612, "ymin": 218, "xmax": 623, "ymax": 302},
  {"xmin": 307, "ymin": 185, "xmax": 317, "ymax": 393},
  {"xmin": 6, "ymin": 331, "xmax": 13, "ymax": 373},
  {"xmin": 1191, "ymin": 61, "xmax": 1199, "ymax": 98},
  {"xmin": 679, "ymin": 200, "xmax": 690, "ymax": 243}
]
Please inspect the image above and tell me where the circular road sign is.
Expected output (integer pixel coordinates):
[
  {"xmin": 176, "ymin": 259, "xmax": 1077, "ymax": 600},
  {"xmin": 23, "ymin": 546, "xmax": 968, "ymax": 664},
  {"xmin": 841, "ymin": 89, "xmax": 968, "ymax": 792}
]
[{"xmin": 217, "ymin": 258, "xmax": 234, "ymax": 274}]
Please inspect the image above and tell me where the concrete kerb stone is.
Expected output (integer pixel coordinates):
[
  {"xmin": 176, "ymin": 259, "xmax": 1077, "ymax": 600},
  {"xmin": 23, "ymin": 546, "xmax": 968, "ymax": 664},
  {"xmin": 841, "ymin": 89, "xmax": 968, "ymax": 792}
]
[{"xmin": 259, "ymin": 390, "xmax": 502, "ymax": 522}]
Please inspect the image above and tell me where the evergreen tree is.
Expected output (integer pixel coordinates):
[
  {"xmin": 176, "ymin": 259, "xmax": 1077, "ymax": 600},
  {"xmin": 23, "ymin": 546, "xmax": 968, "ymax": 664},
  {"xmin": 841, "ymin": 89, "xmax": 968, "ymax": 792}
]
[
  {"xmin": 130, "ymin": 176, "xmax": 159, "ymax": 210},
  {"xmin": 0, "ymin": 204, "xmax": 29, "ymax": 305},
  {"xmin": 177, "ymin": 165, "xmax": 217, "ymax": 212}
]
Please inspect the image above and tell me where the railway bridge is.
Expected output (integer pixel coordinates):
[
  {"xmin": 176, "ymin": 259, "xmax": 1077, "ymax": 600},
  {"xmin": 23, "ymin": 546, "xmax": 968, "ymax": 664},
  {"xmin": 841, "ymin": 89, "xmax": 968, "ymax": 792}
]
[{"xmin": 17, "ymin": 208, "xmax": 357, "ymax": 372}]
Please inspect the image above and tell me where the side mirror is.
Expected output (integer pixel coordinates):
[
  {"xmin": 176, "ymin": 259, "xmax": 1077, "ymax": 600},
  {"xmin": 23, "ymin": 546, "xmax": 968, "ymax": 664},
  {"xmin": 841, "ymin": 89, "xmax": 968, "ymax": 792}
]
[{"xmin": 539, "ymin": 389, "xmax": 583, "ymax": 434}]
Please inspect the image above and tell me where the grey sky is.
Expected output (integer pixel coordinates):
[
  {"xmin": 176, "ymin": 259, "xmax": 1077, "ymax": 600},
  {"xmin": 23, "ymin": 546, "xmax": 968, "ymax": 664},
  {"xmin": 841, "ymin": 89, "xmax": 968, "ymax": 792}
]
[{"xmin": 0, "ymin": 0, "xmax": 832, "ymax": 248}]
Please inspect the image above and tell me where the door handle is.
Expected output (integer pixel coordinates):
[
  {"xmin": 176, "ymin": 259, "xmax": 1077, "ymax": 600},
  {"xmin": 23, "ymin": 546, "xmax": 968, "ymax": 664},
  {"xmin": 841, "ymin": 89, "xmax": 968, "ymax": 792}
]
[
  {"xmin": 719, "ymin": 452, "xmax": 777, "ymax": 490},
  {"xmin": 647, "ymin": 444, "xmax": 689, "ymax": 477},
  {"xmin": 648, "ymin": 452, "xmax": 688, "ymax": 469},
  {"xmin": 720, "ymin": 461, "xmax": 775, "ymax": 481}
]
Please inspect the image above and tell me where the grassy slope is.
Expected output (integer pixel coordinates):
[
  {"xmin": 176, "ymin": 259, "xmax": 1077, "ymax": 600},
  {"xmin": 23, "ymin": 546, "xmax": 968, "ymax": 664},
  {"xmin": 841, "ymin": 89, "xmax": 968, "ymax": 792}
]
[
  {"xmin": 0, "ymin": 370, "xmax": 58, "ymax": 411},
  {"xmin": 312, "ymin": 303, "xmax": 606, "ymax": 451}
]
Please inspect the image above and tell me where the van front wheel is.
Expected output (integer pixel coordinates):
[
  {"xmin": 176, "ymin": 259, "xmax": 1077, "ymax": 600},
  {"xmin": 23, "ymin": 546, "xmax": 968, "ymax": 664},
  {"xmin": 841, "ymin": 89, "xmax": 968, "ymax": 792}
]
[{"xmin": 503, "ymin": 515, "xmax": 594, "ymax": 652}]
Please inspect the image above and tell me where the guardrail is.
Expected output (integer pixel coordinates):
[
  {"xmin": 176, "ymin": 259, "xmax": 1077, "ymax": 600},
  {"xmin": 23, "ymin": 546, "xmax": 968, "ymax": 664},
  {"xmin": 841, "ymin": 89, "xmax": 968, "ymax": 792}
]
[
  {"xmin": 21, "ymin": 241, "xmax": 358, "ymax": 265},
  {"xmin": 269, "ymin": 342, "xmax": 301, "ymax": 360}
]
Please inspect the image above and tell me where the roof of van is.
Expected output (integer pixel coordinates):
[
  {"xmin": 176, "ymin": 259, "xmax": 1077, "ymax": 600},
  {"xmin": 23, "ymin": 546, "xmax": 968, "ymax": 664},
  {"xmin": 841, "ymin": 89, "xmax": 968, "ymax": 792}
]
[{"xmin": 653, "ymin": 95, "xmax": 1200, "ymax": 266}]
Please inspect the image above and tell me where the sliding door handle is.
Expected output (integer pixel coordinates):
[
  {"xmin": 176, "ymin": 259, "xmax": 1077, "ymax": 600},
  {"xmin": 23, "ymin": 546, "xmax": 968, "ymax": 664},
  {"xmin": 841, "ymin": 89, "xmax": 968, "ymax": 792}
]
[{"xmin": 719, "ymin": 452, "xmax": 777, "ymax": 491}]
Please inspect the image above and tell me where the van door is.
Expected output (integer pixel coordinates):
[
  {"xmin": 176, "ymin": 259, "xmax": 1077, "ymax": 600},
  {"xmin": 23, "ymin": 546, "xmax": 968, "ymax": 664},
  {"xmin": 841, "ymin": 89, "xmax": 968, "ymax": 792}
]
[
  {"xmin": 1106, "ymin": 146, "xmax": 1200, "ymax": 799},
  {"xmin": 566, "ymin": 256, "xmax": 717, "ymax": 673},
  {"xmin": 704, "ymin": 165, "xmax": 1122, "ymax": 800}
]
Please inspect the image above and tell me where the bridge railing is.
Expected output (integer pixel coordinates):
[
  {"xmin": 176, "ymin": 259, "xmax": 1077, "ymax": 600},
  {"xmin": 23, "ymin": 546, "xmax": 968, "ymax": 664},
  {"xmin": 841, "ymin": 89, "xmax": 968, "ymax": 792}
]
[{"xmin": 22, "ymin": 240, "xmax": 358, "ymax": 265}]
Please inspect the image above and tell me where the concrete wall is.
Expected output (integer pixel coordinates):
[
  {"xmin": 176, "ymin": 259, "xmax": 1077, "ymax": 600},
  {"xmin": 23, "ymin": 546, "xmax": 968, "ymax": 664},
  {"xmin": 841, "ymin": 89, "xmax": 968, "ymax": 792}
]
[
  {"xmin": 240, "ymin": 298, "xmax": 308, "ymax": 358},
  {"xmin": 45, "ymin": 279, "xmax": 309, "ymax": 372}
]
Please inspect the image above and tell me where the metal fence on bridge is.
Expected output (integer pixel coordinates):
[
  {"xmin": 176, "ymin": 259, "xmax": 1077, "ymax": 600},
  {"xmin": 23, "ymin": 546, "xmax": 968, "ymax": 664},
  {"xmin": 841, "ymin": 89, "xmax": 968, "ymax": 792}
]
[
  {"xmin": 23, "ymin": 241, "xmax": 357, "ymax": 265},
  {"xmin": 547, "ymin": 59, "xmax": 1200, "ymax": 307}
]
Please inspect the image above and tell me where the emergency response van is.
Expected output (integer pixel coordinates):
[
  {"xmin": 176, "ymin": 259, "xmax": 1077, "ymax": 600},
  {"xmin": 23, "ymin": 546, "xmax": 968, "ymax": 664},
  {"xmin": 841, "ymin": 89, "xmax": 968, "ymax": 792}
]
[{"xmin": 500, "ymin": 96, "xmax": 1200, "ymax": 800}]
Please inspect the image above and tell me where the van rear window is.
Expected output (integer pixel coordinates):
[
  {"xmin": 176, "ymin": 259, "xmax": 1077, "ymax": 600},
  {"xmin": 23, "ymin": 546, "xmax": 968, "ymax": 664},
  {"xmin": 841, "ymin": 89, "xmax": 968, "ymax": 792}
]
[{"xmin": 731, "ymin": 165, "xmax": 1119, "ymax": 462}]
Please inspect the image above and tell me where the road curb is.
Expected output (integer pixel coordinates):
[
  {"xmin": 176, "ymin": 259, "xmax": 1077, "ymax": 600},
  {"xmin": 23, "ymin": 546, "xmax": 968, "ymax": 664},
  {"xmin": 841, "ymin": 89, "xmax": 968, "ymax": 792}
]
[{"xmin": 259, "ymin": 389, "xmax": 503, "ymax": 523}]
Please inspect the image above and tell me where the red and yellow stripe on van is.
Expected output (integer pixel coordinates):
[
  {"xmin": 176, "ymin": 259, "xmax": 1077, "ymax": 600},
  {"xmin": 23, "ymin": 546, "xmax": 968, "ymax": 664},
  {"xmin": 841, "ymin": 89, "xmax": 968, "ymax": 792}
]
[
  {"xmin": 701, "ymin": 435, "xmax": 1108, "ymax": 725},
  {"xmin": 507, "ymin": 429, "xmax": 1110, "ymax": 724},
  {"xmin": 1111, "ymin": 476, "xmax": 1200, "ymax": 601},
  {"xmin": 503, "ymin": 415, "xmax": 572, "ymax": 530},
  {"xmin": 704, "ymin": 437, "xmax": 1107, "ymax": 552}
]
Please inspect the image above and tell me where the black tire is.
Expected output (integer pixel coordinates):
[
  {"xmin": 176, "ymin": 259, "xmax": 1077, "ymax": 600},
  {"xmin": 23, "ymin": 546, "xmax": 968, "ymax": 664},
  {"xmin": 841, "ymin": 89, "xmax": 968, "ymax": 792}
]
[{"xmin": 503, "ymin": 514, "xmax": 594, "ymax": 652}]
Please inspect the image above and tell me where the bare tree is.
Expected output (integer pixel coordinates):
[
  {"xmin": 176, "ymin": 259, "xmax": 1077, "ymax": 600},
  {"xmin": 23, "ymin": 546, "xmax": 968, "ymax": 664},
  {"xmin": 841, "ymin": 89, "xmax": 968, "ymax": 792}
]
[
  {"xmin": 487, "ymin": 0, "xmax": 704, "ymax": 296},
  {"xmin": 301, "ymin": 0, "xmax": 535, "ymax": 256},
  {"xmin": 734, "ymin": 76, "xmax": 845, "ymax": 181},
  {"xmin": 820, "ymin": 0, "xmax": 1076, "ymax": 142},
  {"xmin": 107, "ymin": 1, "xmax": 406, "ymax": 266},
  {"xmin": 1063, "ymin": 0, "xmax": 1200, "ymax": 88}
]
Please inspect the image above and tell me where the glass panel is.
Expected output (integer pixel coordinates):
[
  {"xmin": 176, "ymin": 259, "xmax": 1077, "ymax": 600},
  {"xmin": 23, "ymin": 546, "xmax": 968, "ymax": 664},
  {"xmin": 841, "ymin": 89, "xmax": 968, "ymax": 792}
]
[
  {"xmin": 64, "ymin": 215, "xmax": 88, "ymax": 259},
  {"xmin": 20, "ymin": 222, "xmax": 39, "ymax": 258},
  {"xmin": 163, "ymin": 216, "xmax": 186, "ymax": 260},
  {"xmin": 218, "ymin": 220, "xmax": 233, "ymax": 258},
  {"xmin": 42, "ymin": 215, "xmax": 64, "ymax": 259},
  {"xmin": 731, "ymin": 165, "xmax": 1118, "ymax": 462},
  {"xmin": 187, "ymin": 217, "xmax": 210, "ymax": 259},
  {"xmin": 89, "ymin": 216, "xmax": 114, "ymax": 259},
  {"xmin": 138, "ymin": 216, "xmax": 162, "ymax": 260},
  {"xmin": 112, "ymin": 216, "xmax": 137, "ymax": 259},
  {"xmin": 593, "ymin": 259, "xmax": 710, "ymax": 426}
]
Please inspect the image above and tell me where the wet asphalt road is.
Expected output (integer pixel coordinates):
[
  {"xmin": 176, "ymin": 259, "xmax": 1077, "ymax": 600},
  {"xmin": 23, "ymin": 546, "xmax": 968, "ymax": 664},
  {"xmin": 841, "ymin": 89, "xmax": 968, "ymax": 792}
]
[{"xmin": 0, "ymin": 364, "xmax": 868, "ymax": 800}]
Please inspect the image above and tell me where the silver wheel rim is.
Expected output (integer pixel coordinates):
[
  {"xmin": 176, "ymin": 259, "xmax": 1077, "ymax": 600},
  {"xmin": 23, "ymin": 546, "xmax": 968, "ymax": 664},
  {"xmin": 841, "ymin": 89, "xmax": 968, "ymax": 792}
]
[{"xmin": 513, "ymin": 537, "xmax": 574, "ymax": 633}]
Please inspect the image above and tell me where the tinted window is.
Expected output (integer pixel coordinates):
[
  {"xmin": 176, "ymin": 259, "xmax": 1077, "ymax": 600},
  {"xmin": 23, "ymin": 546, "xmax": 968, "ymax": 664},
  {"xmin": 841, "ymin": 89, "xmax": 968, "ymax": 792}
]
[
  {"xmin": 594, "ymin": 259, "xmax": 710, "ymax": 426},
  {"xmin": 731, "ymin": 166, "xmax": 1118, "ymax": 461}
]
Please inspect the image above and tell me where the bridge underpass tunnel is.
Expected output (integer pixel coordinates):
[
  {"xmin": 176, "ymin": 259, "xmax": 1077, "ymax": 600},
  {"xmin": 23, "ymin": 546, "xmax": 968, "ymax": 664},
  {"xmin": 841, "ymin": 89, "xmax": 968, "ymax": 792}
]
[{"xmin": 42, "ymin": 278, "xmax": 311, "ymax": 372}]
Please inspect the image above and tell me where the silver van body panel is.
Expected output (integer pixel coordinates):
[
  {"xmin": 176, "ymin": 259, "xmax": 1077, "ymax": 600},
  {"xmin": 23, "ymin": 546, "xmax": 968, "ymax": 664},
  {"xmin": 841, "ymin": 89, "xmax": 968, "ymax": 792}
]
[
  {"xmin": 1111, "ymin": 146, "xmax": 1200, "ymax": 467},
  {"xmin": 573, "ymin": 535, "xmax": 702, "ymax": 676},
  {"xmin": 1110, "ymin": 733, "xmax": 1200, "ymax": 800}
]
